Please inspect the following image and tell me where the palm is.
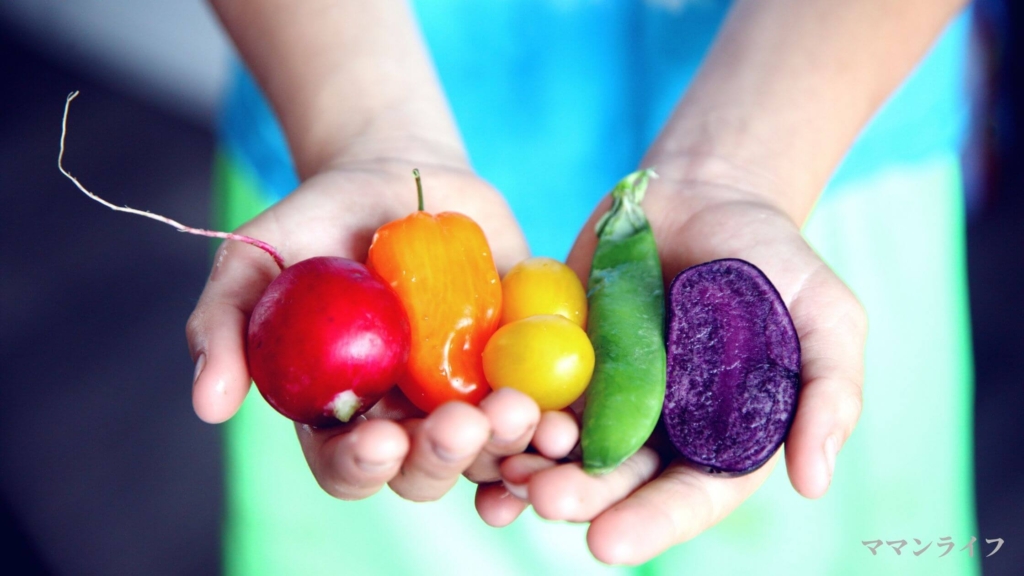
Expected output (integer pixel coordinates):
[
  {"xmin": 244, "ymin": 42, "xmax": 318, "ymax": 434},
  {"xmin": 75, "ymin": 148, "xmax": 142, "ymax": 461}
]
[
  {"xmin": 188, "ymin": 162, "xmax": 534, "ymax": 502},
  {"xmin": 492, "ymin": 177, "xmax": 866, "ymax": 565},
  {"xmin": 232, "ymin": 165, "xmax": 528, "ymax": 281}
]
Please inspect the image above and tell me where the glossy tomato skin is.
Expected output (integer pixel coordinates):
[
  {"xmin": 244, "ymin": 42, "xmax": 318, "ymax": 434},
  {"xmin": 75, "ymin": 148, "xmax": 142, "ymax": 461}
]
[
  {"xmin": 501, "ymin": 257, "xmax": 587, "ymax": 328},
  {"xmin": 482, "ymin": 315, "xmax": 595, "ymax": 411},
  {"xmin": 247, "ymin": 256, "xmax": 410, "ymax": 427}
]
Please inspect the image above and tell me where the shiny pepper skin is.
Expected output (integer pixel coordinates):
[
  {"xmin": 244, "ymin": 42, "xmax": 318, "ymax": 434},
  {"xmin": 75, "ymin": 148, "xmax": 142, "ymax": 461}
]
[{"xmin": 366, "ymin": 173, "xmax": 502, "ymax": 413}]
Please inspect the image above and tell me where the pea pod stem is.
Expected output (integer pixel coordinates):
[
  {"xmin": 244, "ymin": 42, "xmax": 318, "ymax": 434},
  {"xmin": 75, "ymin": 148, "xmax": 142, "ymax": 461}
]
[{"xmin": 594, "ymin": 169, "xmax": 656, "ymax": 240}]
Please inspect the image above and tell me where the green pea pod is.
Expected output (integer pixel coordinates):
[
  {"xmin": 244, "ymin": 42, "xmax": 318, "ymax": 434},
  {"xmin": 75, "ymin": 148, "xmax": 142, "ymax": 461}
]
[{"xmin": 581, "ymin": 169, "xmax": 666, "ymax": 475}]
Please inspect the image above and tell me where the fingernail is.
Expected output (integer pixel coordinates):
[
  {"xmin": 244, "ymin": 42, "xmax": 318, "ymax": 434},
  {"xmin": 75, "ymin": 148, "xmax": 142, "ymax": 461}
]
[
  {"xmin": 824, "ymin": 435, "xmax": 838, "ymax": 485},
  {"xmin": 493, "ymin": 423, "xmax": 533, "ymax": 446},
  {"xmin": 488, "ymin": 389, "xmax": 536, "ymax": 444},
  {"xmin": 192, "ymin": 354, "xmax": 206, "ymax": 388},
  {"xmin": 432, "ymin": 442, "xmax": 470, "ymax": 463},
  {"xmin": 503, "ymin": 479, "xmax": 528, "ymax": 501},
  {"xmin": 356, "ymin": 457, "xmax": 399, "ymax": 474}
]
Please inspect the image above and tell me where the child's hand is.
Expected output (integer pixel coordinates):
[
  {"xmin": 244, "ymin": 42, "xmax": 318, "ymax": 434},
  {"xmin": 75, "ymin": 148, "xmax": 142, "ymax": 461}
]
[
  {"xmin": 297, "ymin": 384, "xmax": 541, "ymax": 502},
  {"xmin": 476, "ymin": 167, "xmax": 867, "ymax": 564},
  {"xmin": 186, "ymin": 160, "xmax": 536, "ymax": 502}
]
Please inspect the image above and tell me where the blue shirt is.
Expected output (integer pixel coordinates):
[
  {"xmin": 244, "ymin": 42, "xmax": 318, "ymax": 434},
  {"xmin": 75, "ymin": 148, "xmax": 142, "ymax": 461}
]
[{"xmin": 220, "ymin": 0, "xmax": 970, "ymax": 259}]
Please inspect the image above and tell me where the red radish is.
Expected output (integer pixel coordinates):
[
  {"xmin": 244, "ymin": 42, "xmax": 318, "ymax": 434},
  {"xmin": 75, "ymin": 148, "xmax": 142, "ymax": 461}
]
[
  {"xmin": 247, "ymin": 257, "xmax": 409, "ymax": 426},
  {"xmin": 59, "ymin": 91, "xmax": 410, "ymax": 426}
]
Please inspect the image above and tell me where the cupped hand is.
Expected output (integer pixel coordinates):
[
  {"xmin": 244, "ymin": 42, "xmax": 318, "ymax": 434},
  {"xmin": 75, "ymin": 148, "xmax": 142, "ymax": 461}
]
[
  {"xmin": 476, "ymin": 166, "xmax": 867, "ymax": 564},
  {"xmin": 185, "ymin": 158, "xmax": 537, "ymax": 502}
]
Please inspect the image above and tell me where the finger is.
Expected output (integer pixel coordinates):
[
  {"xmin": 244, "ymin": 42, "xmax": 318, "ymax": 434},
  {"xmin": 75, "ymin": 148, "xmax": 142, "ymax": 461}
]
[
  {"xmin": 587, "ymin": 456, "xmax": 777, "ymax": 565},
  {"xmin": 361, "ymin": 384, "xmax": 427, "ymax": 421},
  {"xmin": 297, "ymin": 418, "xmax": 410, "ymax": 500},
  {"xmin": 499, "ymin": 452, "xmax": 560, "ymax": 500},
  {"xmin": 388, "ymin": 401, "xmax": 491, "ymax": 502},
  {"xmin": 525, "ymin": 447, "xmax": 661, "ymax": 522},
  {"xmin": 565, "ymin": 196, "xmax": 612, "ymax": 286},
  {"xmin": 186, "ymin": 241, "xmax": 278, "ymax": 423},
  {"xmin": 464, "ymin": 388, "xmax": 540, "ymax": 483},
  {"xmin": 784, "ymin": 277, "xmax": 868, "ymax": 498},
  {"xmin": 531, "ymin": 409, "xmax": 579, "ymax": 460},
  {"xmin": 474, "ymin": 482, "xmax": 529, "ymax": 528}
]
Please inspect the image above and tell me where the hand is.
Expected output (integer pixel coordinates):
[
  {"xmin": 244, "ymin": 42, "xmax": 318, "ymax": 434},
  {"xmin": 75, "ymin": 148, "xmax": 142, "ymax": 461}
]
[
  {"xmin": 476, "ymin": 165, "xmax": 867, "ymax": 564},
  {"xmin": 186, "ymin": 157, "xmax": 538, "ymax": 502}
]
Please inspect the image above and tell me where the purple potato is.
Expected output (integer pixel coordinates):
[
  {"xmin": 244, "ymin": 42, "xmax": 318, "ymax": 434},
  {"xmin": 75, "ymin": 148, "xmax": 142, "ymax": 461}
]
[{"xmin": 663, "ymin": 259, "xmax": 800, "ymax": 475}]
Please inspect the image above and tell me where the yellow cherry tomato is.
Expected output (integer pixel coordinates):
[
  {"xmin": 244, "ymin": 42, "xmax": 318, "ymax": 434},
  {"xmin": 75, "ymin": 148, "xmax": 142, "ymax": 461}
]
[
  {"xmin": 482, "ymin": 315, "xmax": 594, "ymax": 410},
  {"xmin": 501, "ymin": 257, "xmax": 587, "ymax": 328}
]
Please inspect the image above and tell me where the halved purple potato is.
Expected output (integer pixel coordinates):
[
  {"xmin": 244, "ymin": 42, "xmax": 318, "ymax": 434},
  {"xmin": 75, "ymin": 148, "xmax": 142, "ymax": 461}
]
[{"xmin": 663, "ymin": 258, "xmax": 800, "ymax": 475}]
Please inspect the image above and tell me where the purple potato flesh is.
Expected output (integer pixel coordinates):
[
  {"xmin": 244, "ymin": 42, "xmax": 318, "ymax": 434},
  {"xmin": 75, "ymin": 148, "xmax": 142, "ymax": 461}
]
[{"xmin": 663, "ymin": 259, "xmax": 800, "ymax": 475}]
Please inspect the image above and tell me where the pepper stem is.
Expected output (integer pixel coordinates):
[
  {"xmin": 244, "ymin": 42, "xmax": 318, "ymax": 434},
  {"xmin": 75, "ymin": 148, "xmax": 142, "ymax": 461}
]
[{"xmin": 413, "ymin": 168, "xmax": 425, "ymax": 211}]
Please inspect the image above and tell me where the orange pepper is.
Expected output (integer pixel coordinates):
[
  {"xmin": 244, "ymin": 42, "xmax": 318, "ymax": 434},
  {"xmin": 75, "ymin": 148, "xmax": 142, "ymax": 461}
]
[{"xmin": 366, "ymin": 171, "xmax": 502, "ymax": 413}]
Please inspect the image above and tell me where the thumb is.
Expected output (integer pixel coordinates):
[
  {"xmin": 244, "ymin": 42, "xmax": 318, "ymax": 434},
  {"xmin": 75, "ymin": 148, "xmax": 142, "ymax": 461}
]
[
  {"xmin": 185, "ymin": 240, "xmax": 279, "ymax": 423},
  {"xmin": 783, "ymin": 270, "xmax": 867, "ymax": 498},
  {"xmin": 565, "ymin": 196, "xmax": 612, "ymax": 286}
]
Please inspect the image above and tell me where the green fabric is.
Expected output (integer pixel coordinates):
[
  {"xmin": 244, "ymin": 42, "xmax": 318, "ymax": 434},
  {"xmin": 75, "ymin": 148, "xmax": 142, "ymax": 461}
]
[{"xmin": 213, "ymin": 148, "xmax": 977, "ymax": 575}]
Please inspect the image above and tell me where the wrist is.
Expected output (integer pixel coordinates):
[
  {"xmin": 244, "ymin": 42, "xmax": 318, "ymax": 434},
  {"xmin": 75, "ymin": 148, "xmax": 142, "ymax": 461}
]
[
  {"xmin": 293, "ymin": 82, "xmax": 470, "ymax": 178},
  {"xmin": 641, "ymin": 149, "xmax": 809, "ymax": 226},
  {"xmin": 321, "ymin": 124, "xmax": 470, "ymax": 177},
  {"xmin": 214, "ymin": 0, "xmax": 465, "ymax": 180}
]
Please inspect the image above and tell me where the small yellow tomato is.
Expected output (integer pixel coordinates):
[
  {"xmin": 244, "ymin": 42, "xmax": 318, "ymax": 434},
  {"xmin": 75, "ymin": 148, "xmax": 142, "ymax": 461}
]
[
  {"xmin": 501, "ymin": 257, "xmax": 587, "ymax": 328},
  {"xmin": 482, "ymin": 315, "xmax": 594, "ymax": 410}
]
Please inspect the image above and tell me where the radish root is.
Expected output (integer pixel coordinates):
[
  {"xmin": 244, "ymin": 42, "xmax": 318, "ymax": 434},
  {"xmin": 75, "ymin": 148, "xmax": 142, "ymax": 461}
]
[{"xmin": 58, "ymin": 91, "xmax": 286, "ymax": 271}]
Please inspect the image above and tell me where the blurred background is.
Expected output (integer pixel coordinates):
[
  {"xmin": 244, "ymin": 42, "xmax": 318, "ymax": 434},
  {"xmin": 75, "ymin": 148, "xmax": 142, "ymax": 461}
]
[{"xmin": 1, "ymin": 0, "xmax": 1020, "ymax": 574}]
